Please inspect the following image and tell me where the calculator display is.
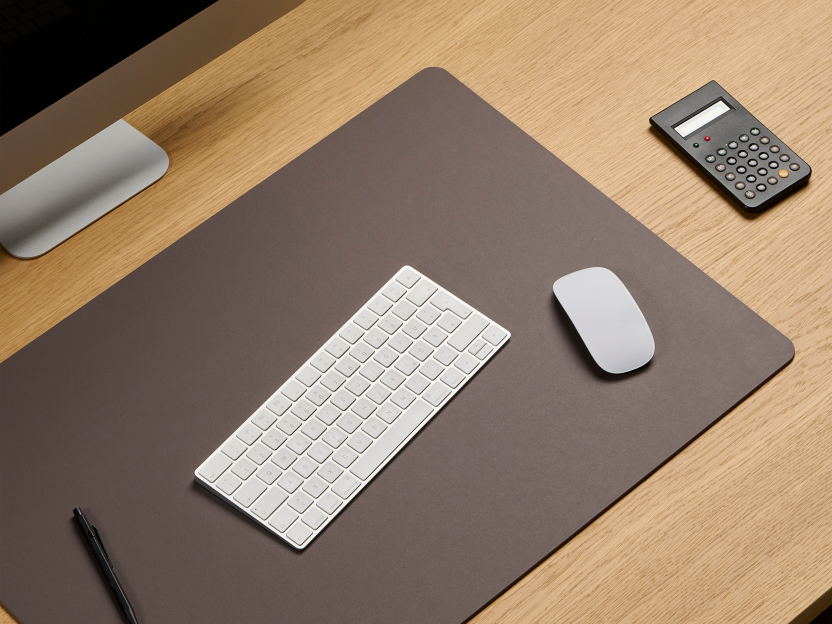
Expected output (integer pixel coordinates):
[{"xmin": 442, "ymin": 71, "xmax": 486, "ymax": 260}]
[{"xmin": 674, "ymin": 100, "xmax": 731, "ymax": 138}]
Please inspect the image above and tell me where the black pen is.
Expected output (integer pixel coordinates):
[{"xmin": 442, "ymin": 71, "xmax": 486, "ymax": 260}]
[{"xmin": 73, "ymin": 508, "xmax": 139, "ymax": 624}]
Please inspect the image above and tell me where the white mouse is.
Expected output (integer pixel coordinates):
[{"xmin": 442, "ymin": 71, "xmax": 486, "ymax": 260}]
[{"xmin": 553, "ymin": 267, "xmax": 654, "ymax": 374}]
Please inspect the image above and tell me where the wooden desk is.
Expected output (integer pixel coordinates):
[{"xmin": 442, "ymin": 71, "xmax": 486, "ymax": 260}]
[{"xmin": 2, "ymin": 0, "xmax": 830, "ymax": 621}]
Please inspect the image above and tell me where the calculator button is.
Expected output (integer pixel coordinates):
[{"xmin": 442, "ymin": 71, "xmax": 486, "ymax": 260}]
[
  {"xmin": 737, "ymin": 166, "xmax": 747, "ymax": 174},
  {"xmin": 759, "ymin": 152, "xmax": 769, "ymax": 160},
  {"xmin": 779, "ymin": 154, "xmax": 790, "ymax": 162},
  {"xmin": 767, "ymin": 176, "xmax": 778, "ymax": 185},
  {"xmin": 748, "ymin": 159, "xmax": 758, "ymax": 167},
  {"xmin": 728, "ymin": 141, "xmax": 738, "ymax": 149},
  {"xmin": 738, "ymin": 150, "xmax": 748, "ymax": 158},
  {"xmin": 727, "ymin": 157, "xmax": 737, "ymax": 165},
  {"xmin": 756, "ymin": 184, "xmax": 766, "ymax": 192},
  {"xmin": 692, "ymin": 142, "xmax": 699, "ymax": 148},
  {"xmin": 770, "ymin": 145, "xmax": 780, "ymax": 153},
  {"xmin": 790, "ymin": 163, "xmax": 800, "ymax": 171},
  {"xmin": 757, "ymin": 168, "xmax": 767, "ymax": 176},
  {"xmin": 725, "ymin": 173, "xmax": 736, "ymax": 181},
  {"xmin": 715, "ymin": 164, "xmax": 726, "ymax": 172},
  {"xmin": 717, "ymin": 148, "xmax": 727, "ymax": 156},
  {"xmin": 739, "ymin": 134, "xmax": 749, "ymax": 142},
  {"xmin": 749, "ymin": 143, "xmax": 759, "ymax": 151},
  {"xmin": 778, "ymin": 169, "xmax": 789, "ymax": 178},
  {"xmin": 705, "ymin": 155, "xmax": 716, "ymax": 163},
  {"xmin": 746, "ymin": 175, "xmax": 756, "ymax": 183},
  {"xmin": 745, "ymin": 190, "xmax": 756, "ymax": 199},
  {"xmin": 768, "ymin": 161, "xmax": 779, "ymax": 169},
  {"xmin": 750, "ymin": 128, "xmax": 760, "ymax": 136},
  {"xmin": 735, "ymin": 182, "xmax": 746, "ymax": 190},
  {"xmin": 760, "ymin": 136, "xmax": 770, "ymax": 144},
  {"xmin": 704, "ymin": 136, "xmax": 711, "ymax": 141}
]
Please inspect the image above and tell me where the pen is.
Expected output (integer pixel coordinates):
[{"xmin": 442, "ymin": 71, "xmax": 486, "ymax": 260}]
[{"xmin": 73, "ymin": 508, "xmax": 139, "ymax": 624}]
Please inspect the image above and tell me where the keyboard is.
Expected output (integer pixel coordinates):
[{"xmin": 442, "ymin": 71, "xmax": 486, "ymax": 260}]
[{"xmin": 195, "ymin": 266, "xmax": 510, "ymax": 549}]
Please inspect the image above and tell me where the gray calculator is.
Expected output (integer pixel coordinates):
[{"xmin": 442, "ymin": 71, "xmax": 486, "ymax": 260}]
[{"xmin": 650, "ymin": 81, "xmax": 810, "ymax": 212}]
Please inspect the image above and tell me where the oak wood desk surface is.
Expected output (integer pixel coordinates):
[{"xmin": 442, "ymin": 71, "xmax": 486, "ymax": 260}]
[{"xmin": 2, "ymin": 0, "xmax": 830, "ymax": 622}]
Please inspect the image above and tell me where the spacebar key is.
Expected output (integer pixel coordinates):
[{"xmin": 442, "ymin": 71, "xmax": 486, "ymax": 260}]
[{"xmin": 351, "ymin": 401, "xmax": 433, "ymax": 480}]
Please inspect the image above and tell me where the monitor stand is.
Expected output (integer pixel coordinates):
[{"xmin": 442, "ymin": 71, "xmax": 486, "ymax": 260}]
[{"xmin": 0, "ymin": 120, "xmax": 168, "ymax": 259}]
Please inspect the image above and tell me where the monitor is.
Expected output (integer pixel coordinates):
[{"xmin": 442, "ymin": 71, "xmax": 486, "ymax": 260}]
[{"xmin": 0, "ymin": 0, "xmax": 304, "ymax": 258}]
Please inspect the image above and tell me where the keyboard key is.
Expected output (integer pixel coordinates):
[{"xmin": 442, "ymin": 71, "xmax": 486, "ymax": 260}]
[
  {"xmin": 291, "ymin": 400, "xmax": 316, "ymax": 421},
  {"xmin": 331, "ymin": 389, "xmax": 356, "ymax": 410},
  {"xmin": 380, "ymin": 369, "xmax": 406, "ymax": 390},
  {"xmin": 237, "ymin": 423, "xmax": 262, "ymax": 444},
  {"xmin": 440, "ymin": 368, "xmax": 465, "ymax": 389},
  {"xmin": 323, "ymin": 427, "xmax": 348, "ymax": 448},
  {"xmin": 391, "ymin": 389, "xmax": 416, "ymax": 409},
  {"xmin": 325, "ymin": 338, "xmax": 349, "ymax": 358},
  {"xmin": 256, "ymin": 464, "xmax": 281, "ymax": 485},
  {"xmin": 360, "ymin": 361, "xmax": 384, "ymax": 382},
  {"xmin": 366, "ymin": 383, "xmax": 392, "ymax": 405},
  {"xmin": 272, "ymin": 449, "xmax": 297, "ymax": 470},
  {"xmin": 348, "ymin": 432, "xmax": 373, "ymax": 453},
  {"xmin": 373, "ymin": 346, "xmax": 398, "ymax": 367},
  {"xmin": 423, "ymin": 326, "xmax": 448, "ymax": 347},
  {"xmin": 405, "ymin": 373, "xmax": 430, "ymax": 395},
  {"xmin": 454, "ymin": 353, "xmax": 479, "ymax": 374},
  {"xmin": 261, "ymin": 429, "xmax": 287, "ymax": 450},
  {"xmin": 287, "ymin": 522, "xmax": 313, "ymax": 547},
  {"xmin": 351, "ymin": 401, "xmax": 433, "ymax": 480},
  {"xmin": 361, "ymin": 417, "xmax": 388, "ymax": 439},
  {"xmin": 378, "ymin": 314, "xmax": 403, "ymax": 335},
  {"xmin": 245, "ymin": 443, "xmax": 272, "ymax": 465},
  {"xmin": 346, "ymin": 375, "xmax": 370, "ymax": 396},
  {"xmin": 416, "ymin": 305, "xmax": 440, "ymax": 325},
  {"xmin": 381, "ymin": 282, "xmax": 406, "ymax": 302},
  {"xmin": 332, "ymin": 447, "xmax": 358, "ymax": 469},
  {"xmin": 287, "ymin": 433, "xmax": 312, "ymax": 455},
  {"xmin": 221, "ymin": 438, "xmax": 246, "ymax": 460},
  {"xmin": 232, "ymin": 458, "xmax": 256, "ymax": 479},
  {"xmin": 268, "ymin": 507, "xmax": 298, "ymax": 533},
  {"xmin": 392, "ymin": 300, "xmax": 417, "ymax": 320},
  {"xmin": 483, "ymin": 325, "xmax": 507, "ymax": 345},
  {"xmin": 277, "ymin": 472, "xmax": 302, "ymax": 494},
  {"xmin": 336, "ymin": 413, "xmax": 361, "ymax": 434},
  {"xmin": 296, "ymin": 366, "xmax": 321, "ymax": 387},
  {"xmin": 377, "ymin": 404, "xmax": 402, "ymax": 424},
  {"xmin": 308, "ymin": 441, "xmax": 333, "ymax": 463},
  {"xmin": 292, "ymin": 456, "xmax": 317, "ymax": 478},
  {"xmin": 447, "ymin": 314, "xmax": 489, "ymax": 351},
  {"xmin": 430, "ymin": 290, "xmax": 472, "ymax": 319},
  {"xmin": 320, "ymin": 370, "xmax": 346, "ymax": 392},
  {"xmin": 423, "ymin": 382, "xmax": 451, "ymax": 407},
  {"xmin": 437, "ymin": 313, "xmax": 462, "ymax": 333},
  {"xmin": 251, "ymin": 488, "xmax": 289, "ymax": 520},
  {"xmin": 402, "ymin": 319, "xmax": 427, "ymax": 340},
  {"xmin": 350, "ymin": 343, "xmax": 373, "ymax": 363},
  {"xmin": 288, "ymin": 492, "xmax": 313, "ymax": 514},
  {"xmin": 332, "ymin": 474, "xmax": 361, "ymax": 499},
  {"xmin": 277, "ymin": 414, "xmax": 301, "ymax": 436},
  {"xmin": 368, "ymin": 295, "xmax": 392, "ymax": 316},
  {"xmin": 351, "ymin": 397, "xmax": 376, "ymax": 418},
  {"xmin": 394, "ymin": 354, "xmax": 420, "ymax": 376},
  {"xmin": 339, "ymin": 324, "xmax": 364, "ymax": 345},
  {"xmin": 233, "ymin": 479, "xmax": 266, "ymax": 508},
  {"xmin": 468, "ymin": 338, "xmax": 487, "ymax": 356},
  {"xmin": 419, "ymin": 360, "xmax": 444, "ymax": 381},
  {"xmin": 281, "ymin": 380, "xmax": 306, "ymax": 401},
  {"xmin": 316, "ymin": 404, "xmax": 341, "ymax": 425},
  {"xmin": 317, "ymin": 492, "xmax": 343, "ymax": 514},
  {"xmin": 334, "ymin": 356, "xmax": 360, "ymax": 377},
  {"xmin": 406, "ymin": 280, "xmax": 438, "ymax": 306},
  {"xmin": 395, "ymin": 267, "xmax": 421, "ymax": 288},
  {"xmin": 250, "ymin": 410, "xmax": 276, "ymax": 432},
  {"xmin": 433, "ymin": 345, "xmax": 458, "ymax": 366},
  {"xmin": 216, "ymin": 473, "xmax": 242, "ymax": 496},
  {"xmin": 388, "ymin": 333, "xmax": 413, "ymax": 353},
  {"xmin": 318, "ymin": 462, "xmax": 344, "ymax": 483},
  {"xmin": 301, "ymin": 418, "xmax": 326, "ymax": 440},
  {"xmin": 353, "ymin": 309, "xmax": 378, "ymax": 331},
  {"xmin": 306, "ymin": 385, "xmax": 331, "ymax": 406},
  {"xmin": 408, "ymin": 341, "xmax": 433, "ymax": 362},
  {"xmin": 267, "ymin": 394, "xmax": 291, "ymax": 416},
  {"xmin": 310, "ymin": 351, "xmax": 336, "ymax": 373},
  {"xmin": 302, "ymin": 476, "xmax": 328, "ymax": 499},
  {"xmin": 363, "ymin": 327, "xmax": 388, "ymax": 349},
  {"xmin": 252, "ymin": 487, "xmax": 287, "ymax": 520},
  {"xmin": 198, "ymin": 454, "xmax": 232, "ymax": 483},
  {"xmin": 476, "ymin": 344, "xmax": 493, "ymax": 360},
  {"xmin": 302, "ymin": 507, "xmax": 328, "ymax": 530}
]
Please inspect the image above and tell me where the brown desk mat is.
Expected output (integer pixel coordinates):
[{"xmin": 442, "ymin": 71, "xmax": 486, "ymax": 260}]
[{"xmin": 0, "ymin": 68, "xmax": 793, "ymax": 624}]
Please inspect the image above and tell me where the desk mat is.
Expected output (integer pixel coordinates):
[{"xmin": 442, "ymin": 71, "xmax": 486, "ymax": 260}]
[{"xmin": 0, "ymin": 68, "xmax": 793, "ymax": 624}]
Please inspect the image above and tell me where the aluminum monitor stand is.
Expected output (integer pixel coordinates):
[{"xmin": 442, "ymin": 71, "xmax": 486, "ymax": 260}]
[{"xmin": 0, "ymin": 120, "xmax": 168, "ymax": 259}]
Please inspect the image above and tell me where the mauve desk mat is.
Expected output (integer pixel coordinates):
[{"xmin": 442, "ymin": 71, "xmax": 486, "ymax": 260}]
[{"xmin": 0, "ymin": 68, "xmax": 793, "ymax": 624}]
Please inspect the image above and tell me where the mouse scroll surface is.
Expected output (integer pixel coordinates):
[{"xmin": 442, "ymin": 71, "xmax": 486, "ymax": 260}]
[{"xmin": 553, "ymin": 267, "xmax": 655, "ymax": 374}]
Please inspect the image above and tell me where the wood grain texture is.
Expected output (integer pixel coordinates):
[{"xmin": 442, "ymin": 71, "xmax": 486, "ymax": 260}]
[{"xmin": 1, "ymin": 0, "xmax": 830, "ymax": 623}]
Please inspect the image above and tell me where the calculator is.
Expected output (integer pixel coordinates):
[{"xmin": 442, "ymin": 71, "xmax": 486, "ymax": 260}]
[{"xmin": 650, "ymin": 81, "xmax": 810, "ymax": 212}]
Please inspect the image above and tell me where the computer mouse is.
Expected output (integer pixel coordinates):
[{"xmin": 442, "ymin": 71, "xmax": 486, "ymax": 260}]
[{"xmin": 553, "ymin": 267, "xmax": 655, "ymax": 374}]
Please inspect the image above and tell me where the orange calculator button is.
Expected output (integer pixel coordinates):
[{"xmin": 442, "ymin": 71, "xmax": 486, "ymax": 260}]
[{"xmin": 778, "ymin": 169, "xmax": 789, "ymax": 178}]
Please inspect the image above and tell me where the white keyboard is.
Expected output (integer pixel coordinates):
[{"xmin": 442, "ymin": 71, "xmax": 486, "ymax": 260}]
[{"xmin": 195, "ymin": 267, "xmax": 510, "ymax": 549}]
